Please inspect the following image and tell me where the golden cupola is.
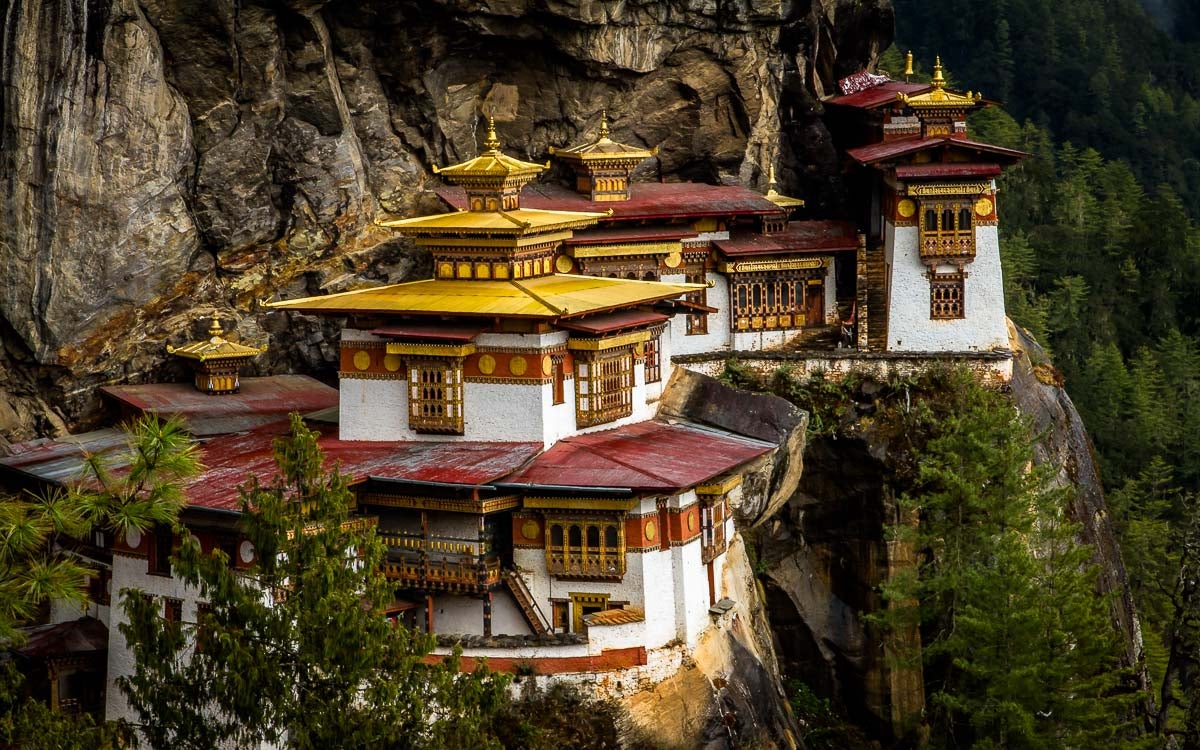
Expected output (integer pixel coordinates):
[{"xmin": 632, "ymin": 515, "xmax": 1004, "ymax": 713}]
[
  {"xmin": 760, "ymin": 165, "xmax": 805, "ymax": 235},
  {"xmin": 167, "ymin": 316, "xmax": 267, "ymax": 395},
  {"xmin": 896, "ymin": 56, "xmax": 985, "ymax": 137},
  {"xmin": 549, "ymin": 111, "xmax": 657, "ymax": 202},
  {"xmin": 433, "ymin": 117, "xmax": 548, "ymax": 212}
]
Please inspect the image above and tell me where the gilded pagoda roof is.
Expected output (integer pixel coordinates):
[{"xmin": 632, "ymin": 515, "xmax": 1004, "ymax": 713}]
[
  {"xmin": 432, "ymin": 118, "xmax": 547, "ymax": 183},
  {"xmin": 763, "ymin": 166, "xmax": 804, "ymax": 209},
  {"xmin": 266, "ymin": 274, "xmax": 703, "ymax": 319},
  {"xmin": 896, "ymin": 57, "xmax": 983, "ymax": 110},
  {"xmin": 549, "ymin": 112, "xmax": 657, "ymax": 163},
  {"xmin": 380, "ymin": 207, "xmax": 609, "ymax": 236},
  {"xmin": 167, "ymin": 318, "xmax": 267, "ymax": 362}
]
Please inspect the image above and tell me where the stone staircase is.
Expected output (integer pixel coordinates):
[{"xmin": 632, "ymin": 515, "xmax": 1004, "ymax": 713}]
[{"xmin": 503, "ymin": 569, "xmax": 550, "ymax": 635}]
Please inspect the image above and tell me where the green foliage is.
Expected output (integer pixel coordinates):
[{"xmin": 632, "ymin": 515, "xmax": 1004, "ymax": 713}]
[
  {"xmin": 118, "ymin": 414, "xmax": 511, "ymax": 749},
  {"xmin": 492, "ymin": 681, "xmax": 663, "ymax": 750},
  {"xmin": 785, "ymin": 680, "xmax": 872, "ymax": 750}
]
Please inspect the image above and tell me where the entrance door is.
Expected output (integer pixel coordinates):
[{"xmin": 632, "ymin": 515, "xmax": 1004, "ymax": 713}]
[
  {"xmin": 570, "ymin": 592, "xmax": 610, "ymax": 634},
  {"xmin": 805, "ymin": 281, "xmax": 824, "ymax": 327}
]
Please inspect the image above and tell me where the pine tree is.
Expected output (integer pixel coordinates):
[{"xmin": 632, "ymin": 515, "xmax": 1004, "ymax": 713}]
[{"xmin": 117, "ymin": 414, "xmax": 511, "ymax": 749}]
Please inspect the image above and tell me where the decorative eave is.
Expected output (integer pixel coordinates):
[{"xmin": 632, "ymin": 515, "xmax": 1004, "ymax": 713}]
[
  {"xmin": 167, "ymin": 317, "xmax": 267, "ymax": 363},
  {"xmin": 379, "ymin": 207, "xmax": 610, "ymax": 237},
  {"xmin": 432, "ymin": 117, "xmax": 548, "ymax": 187},
  {"xmin": 896, "ymin": 56, "xmax": 983, "ymax": 113},
  {"xmin": 549, "ymin": 112, "xmax": 658, "ymax": 166}
]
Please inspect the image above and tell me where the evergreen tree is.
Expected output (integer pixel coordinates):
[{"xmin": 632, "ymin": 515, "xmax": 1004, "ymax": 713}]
[{"xmin": 118, "ymin": 414, "xmax": 511, "ymax": 749}]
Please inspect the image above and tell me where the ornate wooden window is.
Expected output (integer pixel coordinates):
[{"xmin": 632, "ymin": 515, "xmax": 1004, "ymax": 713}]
[
  {"xmin": 929, "ymin": 271, "xmax": 966, "ymax": 319},
  {"xmin": 730, "ymin": 272, "xmax": 805, "ymax": 332},
  {"xmin": 918, "ymin": 200, "xmax": 975, "ymax": 260},
  {"xmin": 699, "ymin": 499, "xmax": 728, "ymax": 564},
  {"xmin": 408, "ymin": 359, "xmax": 464, "ymax": 434},
  {"xmin": 575, "ymin": 350, "xmax": 633, "ymax": 428},
  {"xmin": 551, "ymin": 356, "xmax": 566, "ymax": 405},
  {"xmin": 685, "ymin": 268, "xmax": 708, "ymax": 335},
  {"xmin": 644, "ymin": 334, "xmax": 662, "ymax": 384},
  {"xmin": 545, "ymin": 516, "xmax": 625, "ymax": 580}
]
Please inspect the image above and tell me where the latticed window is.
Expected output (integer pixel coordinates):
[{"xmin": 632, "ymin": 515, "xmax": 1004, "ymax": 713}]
[
  {"xmin": 730, "ymin": 272, "xmax": 805, "ymax": 332},
  {"xmin": 408, "ymin": 359, "xmax": 464, "ymax": 434},
  {"xmin": 685, "ymin": 268, "xmax": 708, "ymax": 335},
  {"xmin": 699, "ymin": 498, "xmax": 728, "ymax": 564},
  {"xmin": 575, "ymin": 349, "xmax": 634, "ymax": 427},
  {"xmin": 644, "ymin": 334, "xmax": 662, "ymax": 384},
  {"xmin": 930, "ymin": 271, "xmax": 966, "ymax": 319},
  {"xmin": 545, "ymin": 516, "xmax": 625, "ymax": 580},
  {"xmin": 919, "ymin": 200, "xmax": 975, "ymax": 260}
]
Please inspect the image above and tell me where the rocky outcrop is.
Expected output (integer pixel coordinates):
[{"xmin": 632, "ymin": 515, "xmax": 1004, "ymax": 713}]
[{"xmin": 0, "ymin": 0, "xmax": 893, "ymax": 447}]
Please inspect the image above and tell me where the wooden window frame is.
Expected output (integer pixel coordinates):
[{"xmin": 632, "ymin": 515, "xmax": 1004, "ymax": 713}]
[
  {"xmin": 644, "ymin": 334, "xmax": 662, "ymax": 384},
  {"xmin": 551, "ymin": 356, "xmax": 566, "ymax": 405},
  {"xmin": 544, "ymin": 516, "xmax": 626, "ymax": 581},
  {"xmin": 148, "ymin": 525, "xmax": 173, "ymax": 577},
  {"xmin": 408, "ymin": 358, "xmax": 464, "ymax": 435},
  {"xmin": 729, "ymin": 271, "xmax": 807, "ymax": 332},
  {"xmin": 929, "ymin": 270, "xmax": 966, "ymax": 320},
  {"xmin": 685, "ymin": 268, "xmax": 708, "ymax": 336},
  {"xmin": 575, "ymin": 349, "xmax": 634, "ymax": 428}
]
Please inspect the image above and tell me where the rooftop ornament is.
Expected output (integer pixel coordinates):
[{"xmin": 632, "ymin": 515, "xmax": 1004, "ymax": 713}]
[{"xmin": 167, "ymin": 316, "xmax": 266, "ymax": 395}]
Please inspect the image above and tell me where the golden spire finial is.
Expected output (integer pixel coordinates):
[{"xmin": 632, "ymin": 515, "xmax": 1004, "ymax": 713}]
[
  {"xmin": 768, "ymin": 165, "xmax": 778, "ymax": 190},
  {"xmin": 482, "ymin": 116, "xmax": 500, "ymax": 151},
  {"xmin": 904, "ymin": 50, "xmax": 914, "ymax": 80},
  {"xmin": 931, "ymin": 56, "xmax": 945, "ymax": 88},
  {"xmin": 207, "ymin": 316, "xmax": 224, "ymax": 340},
  {"xmin": 598, "ymin": 110, "xmax": 610, "ymax": 140}
]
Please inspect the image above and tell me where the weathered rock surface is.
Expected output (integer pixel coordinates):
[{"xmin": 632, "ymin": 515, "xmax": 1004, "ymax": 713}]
[{"xmin": 0, "ymin": 0, "xmax": 893, "ymax": 447}]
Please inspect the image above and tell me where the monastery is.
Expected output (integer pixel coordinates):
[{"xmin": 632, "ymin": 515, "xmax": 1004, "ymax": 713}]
[{"xmin": 1, "ymin": 57, "xmax": 1024, "ymax": 724}]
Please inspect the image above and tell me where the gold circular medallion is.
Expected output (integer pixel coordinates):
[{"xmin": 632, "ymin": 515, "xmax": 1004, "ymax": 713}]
[
  {"xmin": 897, "ymin": 199, "xmax": 916, "ymax": 218},
  {"xmin": 555, "ymin": 255, "xmax": 574, "ymax": 274},
  {"xmin": 645, "ymin": 519, "xmax": 657, "ymax": 541},
  {"xmin": 353, "ymin": 350, "xmax": 371, "ymax": 371},
  {"xmin": 664, "ymin": 251, "xmax": 682, "ymax": 269},
  {"xmin": 509, "ymin": 355, "xmax": 528, "ymax": 376},
  {"xmin": 633, "ymin": 342, "xmax": 645, "ymax": 358},
  {"xmin": 687, "ymin": 513, "xmax": 697, "ymax": 532},
  {"xmin": 383, "ymin": 353, "xmax": 402, "ymax": 372},
  {"xmin": 542, "ymin": 355, "xmax": 553, "ymax": 376},
  {"xmin": 478, "ymin": 354, "xmax": 496, "ymax": 375},
  {"xmin": 974, "ymin": 196, "xmax": 994, "ymax": 217},
  {"xmin": 521, "ymin": 520, "xmax": 540, "ymax": 540}
]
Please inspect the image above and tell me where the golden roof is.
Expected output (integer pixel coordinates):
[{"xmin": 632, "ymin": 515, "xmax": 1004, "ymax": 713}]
[
  {"xmin": 266, "ymin": 274, "xmax": 703, "ymax": 319},
  {"xmin": 549, "ymin": 111, "xmax": 657, "ymax": 163},
  {"xmin": 897, "ymin": 56, "xmax": 983, "ymax": 110},
  {"xmin": 380, "ymin": 207, "xmax": 609, "ymax": 236},
  {"xmin": 167, "ymin": 317, "xmax": 267, "ymax": 362},
  {"xmin": 763, "ymin": 166, "xmax": 805, "ymax": 209},
  {"xmin": 432, "ymin": 117, "xmax": 547, "ymax": 182}
]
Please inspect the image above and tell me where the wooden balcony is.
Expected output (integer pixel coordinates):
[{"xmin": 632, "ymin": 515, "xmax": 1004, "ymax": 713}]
[
  {"xmin": 918, "ymin": 232, "xmax": 975, "ymax": 261},
  {"xmin": 546, "ymin": 546, "xmax": 625, "ymax": 581},
  {"xmin": 382, "ymin": 554, "xmax": 502, "ymax": 592}
]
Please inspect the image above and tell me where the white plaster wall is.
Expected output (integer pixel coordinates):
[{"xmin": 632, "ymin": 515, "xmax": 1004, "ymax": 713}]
[
  {"xmin": 474, "ymin": 331, "xmax": 569, "ymax": 349},
  {"xmin": 587, "ymin": 619, "xmax": 648, "ymax": 652},
  {"xmin": 105, "ymin": 554, "xmax": 205, "ymax": 723},
  {"xmin": 663, "ymin": 273, "xmax": 732, "ymax": 357},
  {"xmin": 462, "ymin": 381, "xmax": 545, "ymax": 442},
  {"xmin": 731, "ymin": 329, "xmax": 791, "ymax": 352},
  {"xmin": 435, "ymin": 594, "xmax": 485, "ymax": 635},
  {"xmin": 491, "ymin": 590, "xmax": 535, "ymax": 636},
  {"xmin": 542, "ymin": 378, "xmax": 578, "ymax": 447},
  {"xmin": 639, "ymin": 550, "xmax": 678, "ymax": 648},
  {"xmin": 886, "ymin": 223, "xmax": 1009, "ymax": 352},
  {"xmin": 671, "ymin": 539, "xmax": 710, "ymax": 646},
  {"xmin": 339, "ymin": 377, "xmax": 408, "ymax": 442}
]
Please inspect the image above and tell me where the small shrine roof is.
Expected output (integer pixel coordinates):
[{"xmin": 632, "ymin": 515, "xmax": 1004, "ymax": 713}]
[
  {"xmin": 437, "ymin": 182, "xmax": 781, "ymax": 221},
  {"xmin": 267, "ymin": 275, "xmax": 703, "ymax": 320},
  {"xmin": 549, "ymin": 114, "xmax": 657, "ymax": 163},
  {"xmin": 556, "ymin": 310, "xmax": 669, "ymax": 335},
  {"xmin": 583, "ymin": 608, "xmax": 646, "ymax": 627},
  {"xmin": 713, "ymin": 220, "xmax": 858, "ymax": 258},
  {"xmin": 432, "ymin": 117, "xmax": 547, "ymax": 181},
  {"xmin": 12, "ymin": 617, "xmax": 108, "ymax": 660},
  {"xmin": 368, "ymin": 323, "xmax": 485, "ymax": 342},
  {"xmin": 847, "ymin": 136, "xmax": 1027, "ymax": 166},
  {"xmin": 564, "ymin": 226, "xmax": 698, "ymax": 245},
  {"xmin": 166, "ymin": 317, "xmax": 266, "ymax": 362},
  {"xmin": 824, "ymin": 81, "xmax": 932, "ymax": 110},
  {"xmin": 499, "ymin": 420, "xmax": 773, "ymax": 492},
  {"xmin": 380, "ymin": 207, "xmax": 608, "ymax": 236}
]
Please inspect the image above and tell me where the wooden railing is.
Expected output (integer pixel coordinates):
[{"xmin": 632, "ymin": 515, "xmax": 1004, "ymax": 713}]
[
  {"xmin": 546, "ymin": 546, "xmax": 625, "ymax": 580},
  {"xmin": 382, "ymin": 554, "xmax": 502, "ymax": 591},
  {"xmin": 918, "ymin": 232, "xmax": 975, "ymax": 261},
  {"xmin": 377, "ymin": 531, "xmax": 484, "ymax": 557}
]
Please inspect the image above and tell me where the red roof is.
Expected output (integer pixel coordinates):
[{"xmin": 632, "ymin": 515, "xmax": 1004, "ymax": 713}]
[
  {"xmin": 13, "ymin": 617, "xmax": 108, "ymax": 659},
  {"xmin": 500, "ymin": 421, "xmax": 772, "ymax": 492},
  {"xmin": 102, "ymin": 375, "xmax": 338, "ymax": 426},
  {"xmin": 825, "ymin": 81, "xmax": 931, "ymax": 110},
  {"xmin": 437, "ymin": 182, "xmax": 780, "ymax": 221},
  {"xmin": 895, "ymin": 163, "xmax": 1003, "ymax": 179},
  {"xmin": 847, "ymin": 136, "xmax": 1027, "ymax": 166},
  {"xmin": 369, "ymin": 323, "xmax": 485, "ymax": 342},
  {"xmin": 565, "ymin": 226, "xmax": 698, "ymax": 245},
  {"xmin": 557, "ymin": 310, "xmax": 669, "ymax": 335},
  {"xmin": 185, "ymin": 423, "xmax": 542, "ymax": 511},
  {"xmin": 713, "ymin": 220, "xmax": 858, "ymax": 258}
]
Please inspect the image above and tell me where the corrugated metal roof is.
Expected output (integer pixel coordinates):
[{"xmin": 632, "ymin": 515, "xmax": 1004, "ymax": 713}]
[
  {"xmin": 268, "ymin": 275, "xmax": 701, "ymax": 320},
  {"xmin": 369, "ymin": 324, "xmax": 485, "ymax": 342},
  {"xmin": 714, "ymin": 220, "xmax": 859, "ymax": 258},
  {"xmin": 0, "ymin": 428, "xmax": 131, "ymax": 487},
  {"xmin": 502, "ymin": 421, "xmax": 773, "ymax": 492},
  {"xmin": 824, "ymin": 81, "xmax": 931, "ymax": 109},
  {"xmin": 847, "ymin": 136, "xmax": 1027, "ymax": 166},
  {"xmin": 557, "ymin": 310, "xmax": 669, "ymax": 334},
  {"xmin": 101, "ymin": 375, "xmax": 338, "ymax": 420},
  {"xmin": 13, "ymin": 617, "xmax": 108, "ymax": 659},
  {"xmin": 584, "ymin": 607, "xmax": 645, "ymax": 626},
  {"xmin": 438, "ymin": 182, "xmax": 781, "ymax": 220},
  {"xmin": 565, "ymin": 226, "xmax": 698, "ymax": 245}
]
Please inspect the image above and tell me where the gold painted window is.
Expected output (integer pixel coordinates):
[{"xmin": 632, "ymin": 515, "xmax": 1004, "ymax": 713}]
[
  {"xmin": 575, "ymin": 350, "xmax": 633, "ymax": 428},
  {"xmin": 408, "ymin": 359, "xmax": 464, "ymax": 434},
  {"xmin": 918, "ymin": 201, "xmax": 975, "ymax": 260},
  {"xmin": 699, "ymin": 498, "xmax": 728, "ymax": 564},
  {"xmin": 644, "ymin": 334, "xmax": 662, "ymax": 384},
  {"xmin": 545, "ymin": 517, "xmax": 625, "ymax": 580},
  {"xmin": 730, "ymin": 272, "xmax": 805, "ymax": 332},
  {"xmin": 685, "ymin": 268, "xmax": 708, "ymax": 335},
  {"xmin": 929, "ymin": 271, "xmax": 966, "ymax": 319}
]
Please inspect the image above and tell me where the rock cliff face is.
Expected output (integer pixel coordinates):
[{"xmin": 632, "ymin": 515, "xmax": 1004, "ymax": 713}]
[{"xmin": 0, "ymin": 0, "xmax": 893, "ymax": 447}]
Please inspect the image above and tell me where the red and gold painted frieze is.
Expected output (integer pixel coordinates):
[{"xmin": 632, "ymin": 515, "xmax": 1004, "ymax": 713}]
[
  {"xmin": 513, "ymin": 512, "xmax": 545, "ymax": 549},
  {"xmin": 666, "ymin": 503, "xmax": 704, "ymax": 548},
  {"xmin": 339, "ymin": 340, "xmax": 574, "ymax": 386},
  {"xmin": 889, "ymin": 188, "xmax": 997, "ymax": 227}
]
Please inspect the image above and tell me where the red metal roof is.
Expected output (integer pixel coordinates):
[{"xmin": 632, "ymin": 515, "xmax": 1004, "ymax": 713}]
[
  {"xmin": 847, "ymin": 136, "xmax": 1027, "ymax": 166},
  {"xmin": 564, "ymin": 226, "xmax": 698, "ymax": 245},
  {"xmin": 102, "ymin": 375, "xmax": 338, "ymax": 421},
  {"xmin": 13, "ymin": 617, "xmax": 108, "ymax": 659},
  {"xmin": 556, "ymin": 310, "xmax": 669, "ymax": 335},
  {"xmin": 501, "ymin": 421, "xmax": 772, "ymax": 492},
  {"xmin": 185, "ymin": 424, "xmax": 542, "ymax": 511},
  {"xmin": 825, "ymin": 81, "xmax": 931, "ymax": 110},
  {"xmin": 438, "ymin": 182, "xmax": 780, "ymax": 221},
  {"xmin": 713, "ymin": 220, "xmax": 858, "ymax": 258},
  {"xmin": 895, "ymin": 163, "xmax": 1003, "ymax": 179},
  {"xmin": 369, "ymin": 323, "xmax": 485, "ymax": 342},
  {"xmin": 1, "ymin": 428, "xmax": 132, "ymax": 486}
]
